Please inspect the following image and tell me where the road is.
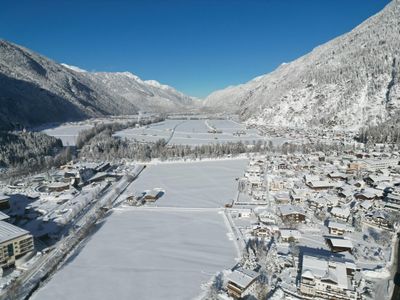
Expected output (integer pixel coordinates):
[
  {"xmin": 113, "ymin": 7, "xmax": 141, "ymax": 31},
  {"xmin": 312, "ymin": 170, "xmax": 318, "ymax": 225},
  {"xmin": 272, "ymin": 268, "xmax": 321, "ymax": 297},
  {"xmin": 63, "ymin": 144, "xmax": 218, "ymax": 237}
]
[
  {"xmin": 165, "ymin": 120, "xmax": 186, "ymax": 144},
  {"xmin": 223, "ymin": 209, "xmax": 246, "ymax": 259}
]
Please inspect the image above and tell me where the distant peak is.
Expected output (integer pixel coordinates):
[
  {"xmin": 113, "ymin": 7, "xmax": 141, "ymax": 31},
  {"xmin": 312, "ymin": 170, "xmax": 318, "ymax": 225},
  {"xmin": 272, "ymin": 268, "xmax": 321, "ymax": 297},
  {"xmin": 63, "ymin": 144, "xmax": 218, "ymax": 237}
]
[
  {"xmin": 61, "ymin": 63, "xmax": 87, "ymax": 73},
  {"xmin": 144, "ymin": 79, "xmax": 169, "ymax": 90},
  {"xmin": 251, "ymin": 75, "xmax": 265, "ymax": 82},
  {"xmin": 119, "ymin": 71, "xmax": 141, "ymax": 81}
]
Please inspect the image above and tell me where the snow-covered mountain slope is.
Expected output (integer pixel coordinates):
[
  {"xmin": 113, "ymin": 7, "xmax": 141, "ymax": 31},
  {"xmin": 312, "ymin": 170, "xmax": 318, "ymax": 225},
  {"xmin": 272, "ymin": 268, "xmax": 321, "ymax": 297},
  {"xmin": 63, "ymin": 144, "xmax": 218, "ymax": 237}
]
[
  {"xmin": 0, "ymin": 40, "xmax": 197, "ymax": 130},
  {"xmin": 84, "ymin": 71, "xmax": 197, "ymax": 113},
  {"xmin": 204, "ymin": 0, "xmax": 400, "ymax": 129},
  {"xmin": 61, "ymin": 63, "xmax": 87, "ymax": 73},
  {"xmin": 0, "ymin": 40, "xmax": 138, "ymax": 130}
]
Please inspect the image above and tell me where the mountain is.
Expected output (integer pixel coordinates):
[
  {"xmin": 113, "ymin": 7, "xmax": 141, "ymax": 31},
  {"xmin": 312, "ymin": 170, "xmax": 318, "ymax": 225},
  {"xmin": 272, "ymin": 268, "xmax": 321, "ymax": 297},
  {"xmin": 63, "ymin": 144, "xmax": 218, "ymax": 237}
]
[
  {"xmin": 204, "ymin": 0, "xmax": 400, "ymax": 129},
  {"xmin": 0, "ymin": 40, "xmax": 196, "ymax": 131},
  {"xmin": 82, "ymin": 71, "xmax": 197, "ymax": 113},
  {"xmin": 0, "ymin": 40, "xmax": 139, "ymax": 130},
  {"xmin": 60, "ymin": 63, "xmax": 87, "ymax": 73}
]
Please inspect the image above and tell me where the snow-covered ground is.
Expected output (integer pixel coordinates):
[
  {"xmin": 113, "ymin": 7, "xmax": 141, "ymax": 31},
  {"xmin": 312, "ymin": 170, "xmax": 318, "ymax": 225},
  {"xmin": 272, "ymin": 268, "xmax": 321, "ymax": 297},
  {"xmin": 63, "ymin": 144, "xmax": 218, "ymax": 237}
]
[
  {"xmin": 41, "ymin": 118, "xmax": 286, "ymax": 147},
  {"xmin": 125, "ymin": 159, "xmax": 248, "ymax": 208},
  {"xmin": 41, "ymin": 124, "xmax": 93, "ymax": 146},
  {"xmin": 114, "ymin": 119, "xmax": 267, "ymax": 146},
  {"xmin": 39, "ymin": 115, "xmax": 144, "ymax": 146},
  {"xmin": 32, "ymin": 209, "xmax": 236, "ymax": 300},
  {"xmin": 32, "ymin": 159, "xmax": 247, "ymax": 300}
]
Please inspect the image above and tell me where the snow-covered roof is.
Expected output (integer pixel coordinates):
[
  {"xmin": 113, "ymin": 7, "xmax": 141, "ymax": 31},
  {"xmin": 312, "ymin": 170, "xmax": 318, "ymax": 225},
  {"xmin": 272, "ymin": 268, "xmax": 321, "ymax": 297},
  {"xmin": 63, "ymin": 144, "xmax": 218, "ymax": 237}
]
[
  {"xmin": 364, "ymin": 187, "xmax": 383, "ymax": 196},
  {"xmin": 280, "ymin": 229, "xmax": 301, "ymax": 239},
  {"xmin": 375, "ymin": 182, "xmax": 392, "ymax": 190},
  {"xmin": 321, "ymin": 195, "xmax": 339, "ymax": 205},
  {"xmin": 327, "ymin": 221, "xmax": 349, "ymax": 231},
  {"xmin": 330, "ymin": 206, "xmax": 350, "ymax": 218},
  {"xmin": 339, "ymin": 189, "xmax": 354, "ymax": 198},
  {"xmin": 246, "ymin": 165, "xmax": 262, "ymax": 172},
  {"xmin": 387, "ymin": 192, "xmax": 400, "ymax": 201},
  {"xmin": 0, "ymin": 212, "xmax": 9, "ymax": 221},
  {"xmin": 355, "ymin": 191, "xmax": 376, "ymax": 199},
  {"xmin": 302, "ymin": 270, "xmax": 314, "ymax": 279},
  {"xmin": 304, "ymin": 175, "xmax": 320, "ymax": 183},
  {"xmin": 278, "ymin": 205, "xmax": 305, "ymax": 216},
  {"xmin": 252, "ymin": 190, "xmax": 265, "ymax": 196},
  {"xmin": 47, "ymin": 182, "xmax": 70, "ymax": 189},
  {"xmin": 88, "ymin": 172, "xmax": 108, "ymax": 182},
  {"xmin": 322, "ymin": 269, "xmax": 338, "ymax": 283},
  {"xmin": 0, "ymin": 194, "xmax": 10, "ymax": 201},
  {"xmin": 291, "ymin": 188, "xmax": 309, "ymax": 196},
  {"xmin": 0, "ymin": 221, "xmax": 30, "ymax": 244},
  {"xmin": 301, "ymin": 255, "xmax": 352, "ymax": 290},
  {"xmin": 328, "ymin": 172, "xmax": 347, "ymax": 179},
  {"xmin": 367, "ymin": 175, "xmax": 391, "ymax": 183},
  {"xmin": 307, "ymin": 181, "xmax": 336, "ymax": 188},
  {"xmin": 227, "ymin": 268, "xmax": 259, "ymax": 289},
  {"xmin": 384, "ymin": 202, "xmax": 400, "ymax": 210},
  {"xmin": 247, "ymin": 176, "xmax": 263, "ymax": 184},
  {"xmin": 366, "ymin": 210, "xmax": 388, "ymax": 220},
  {"xmin": 326, "ymin": 237, "xmax": 353, "ymax": 249},
  {"xmin": 360, "ymin": 200, "xmax": 373, "ymax": 210},
  {"xmin": 274, "ymin": 192, "xmax": 290, "ymax": 200}
]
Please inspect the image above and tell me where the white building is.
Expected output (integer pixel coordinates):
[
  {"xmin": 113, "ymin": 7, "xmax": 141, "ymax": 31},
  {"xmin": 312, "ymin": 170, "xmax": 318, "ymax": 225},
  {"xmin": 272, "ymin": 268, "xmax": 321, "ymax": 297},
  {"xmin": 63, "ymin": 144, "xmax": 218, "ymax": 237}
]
[
  {"xmin": 306, "ymin": 181, "xmax": 337, "ymax": 191},
  {"xmin": 226, "ymin": 267, "xmax": 259, "ymax": 299},
  {"xmin": 330, "ymin": 207, "xmax": 351, "ymax": 222},
  {"xmin": 327, "ymin": 221, "xmax": 353, "ymax": 236},
  {"xmin": 247, "ymin": 176, "xmax": 263, "ymax": 189},
  {"xmin": 279, "ymin": 229, "xmax": 301, "ymax": 242},
  {"xmin": 245, "ymin": 165, "xmax": 263, "ymax": 178},
  {"xmin": 0, "ymin": 221, "xmax": 34, "ymax": 267},
  {"xmin": 326, "ymin": 237, "xmax": 353, "ymax": 253},
  {"xmin": 300, "ymin": 255, "xmax": 358, "ymax": 300},
  {"xmin": 360, "ymin": 159, "xmax": 399, "ymax": 171}
]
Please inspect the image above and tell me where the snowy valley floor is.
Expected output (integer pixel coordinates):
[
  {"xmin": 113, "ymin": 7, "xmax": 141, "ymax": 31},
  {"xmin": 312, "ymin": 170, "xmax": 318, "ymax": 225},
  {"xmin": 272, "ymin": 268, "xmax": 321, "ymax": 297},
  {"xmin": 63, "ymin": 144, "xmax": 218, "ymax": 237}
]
[{"xmin": 31, "ymin": 159, "xmax": 248, "ymax": 300}]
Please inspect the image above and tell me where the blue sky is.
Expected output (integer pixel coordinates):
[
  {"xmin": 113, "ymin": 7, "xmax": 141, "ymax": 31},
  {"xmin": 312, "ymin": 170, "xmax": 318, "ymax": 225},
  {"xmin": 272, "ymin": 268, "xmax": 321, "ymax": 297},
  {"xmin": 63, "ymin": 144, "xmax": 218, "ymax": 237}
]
[{"xmin": 0, "ymin": 0, "xmax": 391, "ymax": 98}]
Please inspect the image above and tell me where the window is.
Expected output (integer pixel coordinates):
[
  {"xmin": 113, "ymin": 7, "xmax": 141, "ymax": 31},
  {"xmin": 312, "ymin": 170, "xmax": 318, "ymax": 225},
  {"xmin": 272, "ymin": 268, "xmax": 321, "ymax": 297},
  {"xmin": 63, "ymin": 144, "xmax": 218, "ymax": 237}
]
[{"xmin": 7, "ymin": 244, "xmax": 14, "ymax": 257}]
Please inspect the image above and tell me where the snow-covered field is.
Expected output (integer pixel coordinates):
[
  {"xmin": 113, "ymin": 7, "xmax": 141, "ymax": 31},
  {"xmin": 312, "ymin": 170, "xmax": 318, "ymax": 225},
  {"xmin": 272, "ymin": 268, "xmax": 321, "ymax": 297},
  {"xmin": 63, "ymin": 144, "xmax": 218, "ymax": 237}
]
[
  {"xmin": 39, "ymin": 115, "xmax": 143, "ymax": 146},
  {"xmin": 32, "ymin": 209, "xmax": 236, "ymax": 300},
  {"xmin": 125, "ymin": 159, "xmax": 248, "ymax": 208},
  {"xmin": 42, "ymin": 118, "xmax": 285, "ymax": 147},
  {"xmin": 41, "ymin": 124, "xmax": 93, "ymax": 146},
  {"xmin": 32, "ymin": 159, "xmax": 247, "ymax": 300},
  {"xmin": 114, "ymin": 119, "xmax": 267, "ymax": 146}
]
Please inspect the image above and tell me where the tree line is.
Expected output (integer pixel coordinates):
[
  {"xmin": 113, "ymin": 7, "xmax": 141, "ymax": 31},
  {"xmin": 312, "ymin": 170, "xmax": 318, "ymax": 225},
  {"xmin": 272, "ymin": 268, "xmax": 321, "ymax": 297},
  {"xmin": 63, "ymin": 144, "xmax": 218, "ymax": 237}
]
[
  {"xmin": 357, "ymin": 114, "xmax": 400, "ymax": 145},
  {"xmin": 75, "ymin": 116, "xmax": 165, "ymax": 149},
  {"xmin": 0, "ymin": 131, "xmax": 72, "ymax": 176},
  {"xmin": 79, "ymin": 130, "xmax": 254, "ymax": 161},
  {"xmin": 77, "ymin": 125, "xmax": 350, "ymax": 162}
]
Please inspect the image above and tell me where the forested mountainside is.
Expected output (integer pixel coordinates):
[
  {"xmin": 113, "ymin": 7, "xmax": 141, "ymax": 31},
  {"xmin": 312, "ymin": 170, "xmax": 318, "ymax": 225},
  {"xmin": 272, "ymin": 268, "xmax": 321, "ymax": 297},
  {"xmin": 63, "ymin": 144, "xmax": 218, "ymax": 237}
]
[
  {"xmin": 0, "ymin": 40, "xmax": 140, "ymax": 130},
  {"xmin": 204, "ymin": 0, "xmax": 400, "ymax": 129},
  {"xmin": 0, "ymin": 40, "xmax": 196, "ymax": 130}
]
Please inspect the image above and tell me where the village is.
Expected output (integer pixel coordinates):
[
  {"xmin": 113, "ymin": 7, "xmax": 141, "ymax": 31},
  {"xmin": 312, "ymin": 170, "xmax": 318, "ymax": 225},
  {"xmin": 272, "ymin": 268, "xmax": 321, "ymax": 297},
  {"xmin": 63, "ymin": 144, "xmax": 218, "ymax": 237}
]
[
  {"xmin": 0, "ymin": 115, "xmax": 398, "ymax": 299},
  {"xmin": 219, "ymin": 145, "xmax": 400, "ymax": 300}
]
